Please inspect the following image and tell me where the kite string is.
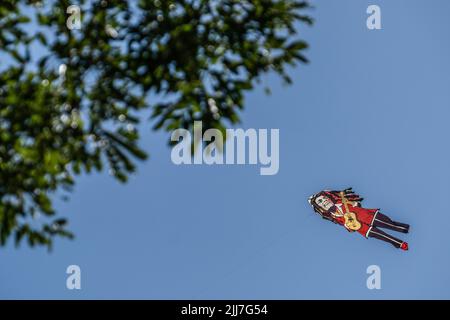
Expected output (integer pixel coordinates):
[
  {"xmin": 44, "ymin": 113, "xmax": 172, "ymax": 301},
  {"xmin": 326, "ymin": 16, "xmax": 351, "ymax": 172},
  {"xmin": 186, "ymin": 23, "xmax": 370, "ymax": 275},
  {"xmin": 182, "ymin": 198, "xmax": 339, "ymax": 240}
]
[{"xmin": 193, "ymin": 211, "xmax": 312, "ymax": 299}]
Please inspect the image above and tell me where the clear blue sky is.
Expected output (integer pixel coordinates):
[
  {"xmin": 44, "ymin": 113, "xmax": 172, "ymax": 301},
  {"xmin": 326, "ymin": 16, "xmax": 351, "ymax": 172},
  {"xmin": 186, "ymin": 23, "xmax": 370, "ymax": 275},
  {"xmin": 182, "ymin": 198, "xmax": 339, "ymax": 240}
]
[{"xmin": 1, "ymin": 0, "xmax": 450, "ymax": 299}]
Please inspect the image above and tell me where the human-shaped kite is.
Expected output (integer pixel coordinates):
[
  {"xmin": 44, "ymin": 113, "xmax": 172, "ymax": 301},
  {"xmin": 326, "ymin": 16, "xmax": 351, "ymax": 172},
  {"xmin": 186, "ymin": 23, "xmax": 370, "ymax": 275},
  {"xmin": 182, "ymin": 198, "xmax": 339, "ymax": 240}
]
[{"xmin": 308, "ymin": 188, "xmax": 410, "ymax": 250}]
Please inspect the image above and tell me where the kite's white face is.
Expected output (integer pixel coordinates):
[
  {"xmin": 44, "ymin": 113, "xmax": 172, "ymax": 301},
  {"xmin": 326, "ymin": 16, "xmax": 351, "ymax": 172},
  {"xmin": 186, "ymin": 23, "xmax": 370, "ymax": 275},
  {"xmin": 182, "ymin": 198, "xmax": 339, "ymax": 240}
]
[{"xmin": 315, "ymin": 195, "xmax": 333, "ymax": 211}]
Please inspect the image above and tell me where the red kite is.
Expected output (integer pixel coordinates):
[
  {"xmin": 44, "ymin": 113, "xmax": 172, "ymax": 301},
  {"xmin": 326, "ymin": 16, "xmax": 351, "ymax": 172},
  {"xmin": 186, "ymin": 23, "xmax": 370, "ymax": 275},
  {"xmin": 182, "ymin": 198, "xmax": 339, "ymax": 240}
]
[{"xmin": 308, "ymin": 188, "xmax": 409, "ymax": 250}]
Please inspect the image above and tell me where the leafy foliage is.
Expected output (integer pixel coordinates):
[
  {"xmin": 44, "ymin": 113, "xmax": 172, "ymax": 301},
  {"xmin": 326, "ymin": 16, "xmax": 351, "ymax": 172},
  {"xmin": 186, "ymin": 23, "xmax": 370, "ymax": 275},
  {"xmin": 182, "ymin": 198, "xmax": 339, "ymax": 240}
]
[{"xmin": 0, "ymin": 0, "xmax": 312, "ymax": 249}]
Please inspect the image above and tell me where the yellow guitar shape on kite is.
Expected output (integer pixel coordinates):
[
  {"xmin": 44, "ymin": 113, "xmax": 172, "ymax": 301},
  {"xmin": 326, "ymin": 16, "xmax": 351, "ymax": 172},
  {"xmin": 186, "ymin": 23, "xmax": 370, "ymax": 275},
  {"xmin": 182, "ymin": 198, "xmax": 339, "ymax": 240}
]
[{"xmin": 340, "ymin": 191, "xmax": 362, "ymax": 231}]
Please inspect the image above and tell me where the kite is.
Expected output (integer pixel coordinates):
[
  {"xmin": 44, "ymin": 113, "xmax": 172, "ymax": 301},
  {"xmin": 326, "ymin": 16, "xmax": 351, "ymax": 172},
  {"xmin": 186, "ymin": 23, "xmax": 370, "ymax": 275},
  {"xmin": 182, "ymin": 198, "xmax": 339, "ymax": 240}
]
[{"xmin": 308, "ymin": 188, "xmax": 410, "ymax": 250}]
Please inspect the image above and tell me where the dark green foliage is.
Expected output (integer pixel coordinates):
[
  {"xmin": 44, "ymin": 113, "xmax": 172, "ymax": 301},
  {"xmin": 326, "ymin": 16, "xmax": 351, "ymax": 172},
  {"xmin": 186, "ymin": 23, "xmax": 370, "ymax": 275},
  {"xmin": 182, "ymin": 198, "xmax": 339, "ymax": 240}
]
[{"xmin": 0, "ymin": 0, "xmax": 312, "ymax": 249}]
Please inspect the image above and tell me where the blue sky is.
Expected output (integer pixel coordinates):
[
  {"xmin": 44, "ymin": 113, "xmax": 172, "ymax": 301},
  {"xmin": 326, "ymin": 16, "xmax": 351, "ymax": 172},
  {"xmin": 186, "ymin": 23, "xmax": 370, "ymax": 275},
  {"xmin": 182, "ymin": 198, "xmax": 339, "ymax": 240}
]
[{"xmin": 1, "ymin": 0, "xmax": 450, "ymax": 299}]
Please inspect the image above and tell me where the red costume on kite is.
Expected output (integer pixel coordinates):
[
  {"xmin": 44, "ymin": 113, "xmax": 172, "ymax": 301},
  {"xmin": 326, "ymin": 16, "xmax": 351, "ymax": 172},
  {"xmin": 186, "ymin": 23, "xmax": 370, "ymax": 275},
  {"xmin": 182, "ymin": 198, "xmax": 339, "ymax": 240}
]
[{"xmin": 308, "ymin": 188, "xmax": 410, "ymax": 250}]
